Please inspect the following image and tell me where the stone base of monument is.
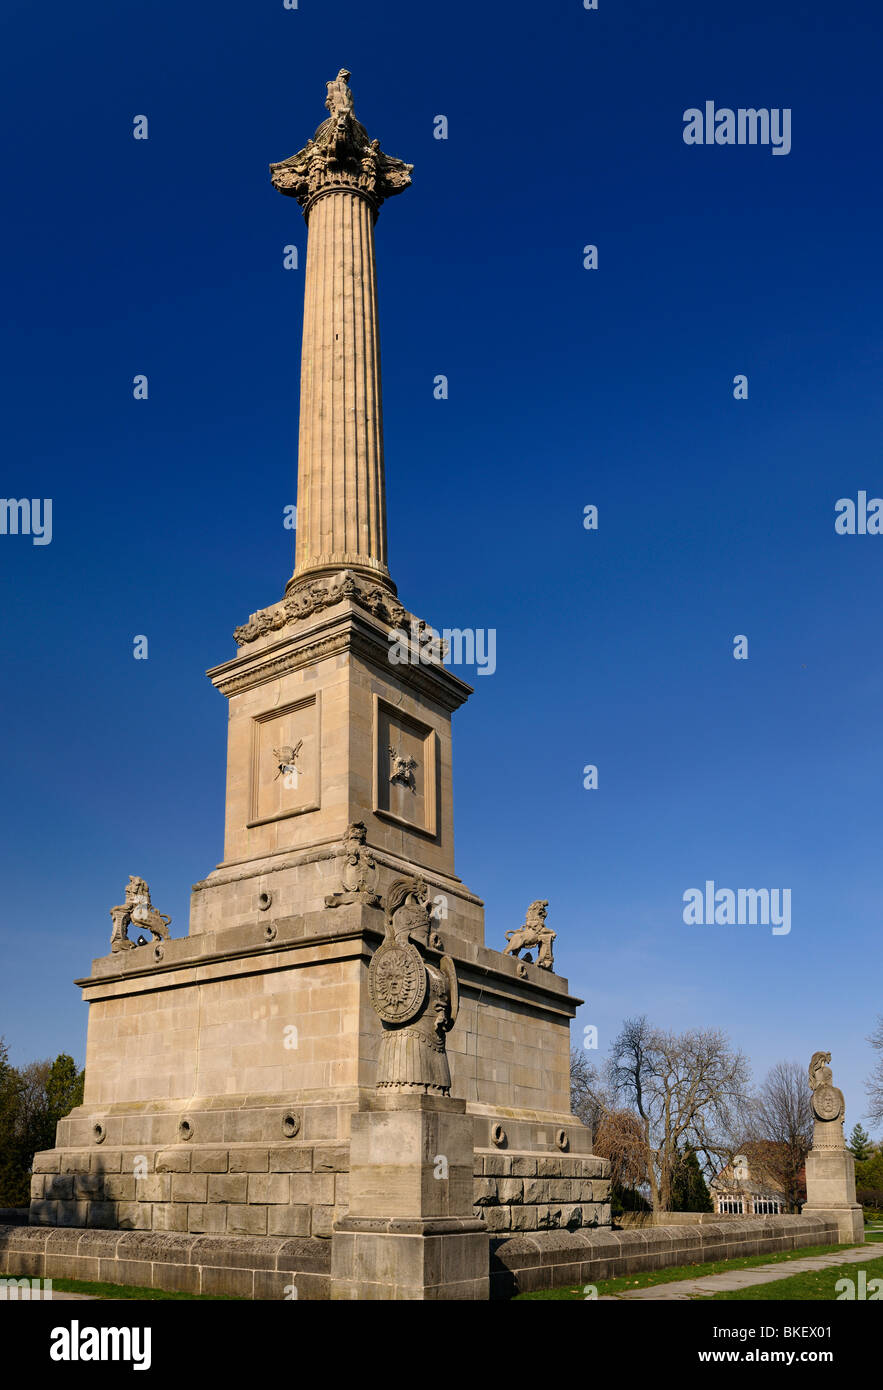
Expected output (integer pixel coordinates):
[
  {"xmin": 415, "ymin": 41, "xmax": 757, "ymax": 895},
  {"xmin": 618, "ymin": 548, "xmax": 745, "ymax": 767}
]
[
  {"xmin": 330, "ymin": 1092, "xmax": 489, "ymax": 1299},
  {"xmin": 803, "ymin": 1148, "xmax": 865, "ymax": 1244}
]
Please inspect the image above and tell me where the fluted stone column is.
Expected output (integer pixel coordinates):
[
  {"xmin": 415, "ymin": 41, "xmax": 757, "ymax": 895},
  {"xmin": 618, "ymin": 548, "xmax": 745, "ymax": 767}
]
[
  {"xmin": 296, "ymin": 190, "xmax": 386, "ymax": 582},
  {"xmin": 271, "ymin": 69, "xmax": 412, "ymax": 593}
]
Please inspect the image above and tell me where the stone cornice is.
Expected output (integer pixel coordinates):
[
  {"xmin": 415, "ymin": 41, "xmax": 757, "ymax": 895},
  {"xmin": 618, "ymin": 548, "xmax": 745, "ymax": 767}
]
[
  {"xmin": 210, "ymin": 601, "xmax": 473, "ymax": 711},
  {"xmin": 78, "ymin": 918, "xmax": 582, "ymax": 1018},
  {"xmin": 232, "ymin": 568, "xmax": 407, "ymax": 647}
]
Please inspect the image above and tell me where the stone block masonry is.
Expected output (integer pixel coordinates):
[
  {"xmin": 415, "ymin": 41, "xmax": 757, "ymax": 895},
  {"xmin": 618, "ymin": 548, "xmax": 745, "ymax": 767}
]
[
  {"xmin": 28, "ymin": 1145, "xmax": 608, "ymax": 1241},
  {"xmin": 473, "ymin": 1150, "xmax": 611, "ymax": 1234},
  {"xmin": 0, "ymin": 1226, "xmax": 329, "ymax": 1300},
  {"xmin": 29, "ymin": 1143, "xmax": 347, "ymax": 1240},
  {"xmin": 0, "ymin": 1214, "xmax": 841, "ymax": 1301},
  {"xmin": 489, "ymin": 1215, "xmax": 842, "ymax": 1299}
]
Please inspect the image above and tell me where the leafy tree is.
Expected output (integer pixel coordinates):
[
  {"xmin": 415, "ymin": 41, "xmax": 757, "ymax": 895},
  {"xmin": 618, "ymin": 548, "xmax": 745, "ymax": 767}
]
[
  {"xmin": 610, "ymin": 1182, "xmax": 651, "ymax": 1218},
  {"xmin": 47, "ymin": 1054, "xmax": 84, "ymax": 1128},
  {"xmin": 849, "ymin": 1123, "xmax": 873, "ymax": 1161},
  {"xmin": 0, "ymin": 1038, "xmax": 25, "ymax": 1205},
  {"xmin": 670, "ymin": 1143, "xmax": 713, "ymax": 1212},
  {"xmin": 855, "ymin": 1145, "xmax": 883, "ymax": 1193},
  {"xmin": 0, "ymin": 1044, "xmax": 84, "ymax": 1206}
]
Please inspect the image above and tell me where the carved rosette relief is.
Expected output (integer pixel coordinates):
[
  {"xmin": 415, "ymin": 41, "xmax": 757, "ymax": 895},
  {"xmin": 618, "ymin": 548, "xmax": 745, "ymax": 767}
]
[{"xmin": 367, "ymin": 876, "xmax": 458, "ymax": 1095}]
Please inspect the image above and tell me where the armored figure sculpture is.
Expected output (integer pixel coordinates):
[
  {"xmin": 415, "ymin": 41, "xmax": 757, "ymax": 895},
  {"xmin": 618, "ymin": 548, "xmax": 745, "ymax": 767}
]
[
  {"xmin": 109, "ymin": 875, "xmax": 171, "ymax": 953},
  {"xmin": 367, "ymin": 877, "xmax": 458, "ymax": 1094},
  {"xmin": 324, "ymin": 821, "xmax": 382, "ymax": 908},
  {"xmin": 503, "ymin": 899, "xmax": 556, "ymax": 970},
  {"xmin": 808, "ymin": 1049, "xmax": 847, "ymax": 1148}
]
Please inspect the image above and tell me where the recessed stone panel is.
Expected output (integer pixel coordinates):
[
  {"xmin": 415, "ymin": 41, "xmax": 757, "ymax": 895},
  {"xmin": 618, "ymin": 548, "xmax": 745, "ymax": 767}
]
[
  {"xmin": 373, "ymin": 695, "xmax": 437, "ymax": 837},
  {"xmin": 249, "ymin": 695, "xmax": 320, "ymax": 827}
]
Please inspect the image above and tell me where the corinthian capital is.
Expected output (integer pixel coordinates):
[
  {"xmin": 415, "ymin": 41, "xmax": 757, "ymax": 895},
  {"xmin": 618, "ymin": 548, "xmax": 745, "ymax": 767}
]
[{"xmin": 270, "ymin": 68, "xmax": 413, "ymax": 215}]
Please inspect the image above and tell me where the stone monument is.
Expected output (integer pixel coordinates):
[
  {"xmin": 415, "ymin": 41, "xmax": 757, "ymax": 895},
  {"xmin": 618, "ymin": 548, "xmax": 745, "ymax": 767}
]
[
  {"xmin": 28, "ymin": 70, "xmax": 610, "ymax": 1291},
  {"xmin": 802, "ymin": 1050, "xmax": 864, "ymax": 1244}
]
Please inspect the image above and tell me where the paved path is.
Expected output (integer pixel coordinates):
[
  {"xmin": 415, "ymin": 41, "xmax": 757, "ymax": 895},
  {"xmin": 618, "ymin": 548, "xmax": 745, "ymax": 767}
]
[{"xmin": 600, "ymin": 1244, "xmax": 881, "ymax": 1300}]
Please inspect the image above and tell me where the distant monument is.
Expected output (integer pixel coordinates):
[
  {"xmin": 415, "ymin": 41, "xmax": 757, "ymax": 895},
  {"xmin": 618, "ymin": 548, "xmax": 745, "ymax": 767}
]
[{"xmin": 802, "ymin": 1050, "xmax": 864, "ymax": 1243}]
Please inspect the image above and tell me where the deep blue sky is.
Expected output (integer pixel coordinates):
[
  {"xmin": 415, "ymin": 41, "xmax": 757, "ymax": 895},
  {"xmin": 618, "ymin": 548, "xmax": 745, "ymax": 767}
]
[{"xmin": 1, "ymin": 0, "xmax": 881, "ymax": 1130}]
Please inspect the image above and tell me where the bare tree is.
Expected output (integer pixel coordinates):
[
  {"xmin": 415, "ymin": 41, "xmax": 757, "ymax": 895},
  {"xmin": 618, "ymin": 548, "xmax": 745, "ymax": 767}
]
[
  {"xmin": 606, "ymin": 1016, "xmax": 751, "ymax": 1214},
  {"xmin": 570, "ymin": 1049, "xmax": 648, "ymax": 1194},
  {"xmin": 742, "ymin": 1060, "xmax": 813, "ymax": 1212},
  {"xmin": 867, "ymin": 1017, "xmax": 883, "ymax": 1128},
  {"xmin": 569, "ymin": 1048, "xmax": 605, "ymax": 1133},
  {"xmin": 593, "ymin": 1108, "xmax": 649, "ymax": 1191}
]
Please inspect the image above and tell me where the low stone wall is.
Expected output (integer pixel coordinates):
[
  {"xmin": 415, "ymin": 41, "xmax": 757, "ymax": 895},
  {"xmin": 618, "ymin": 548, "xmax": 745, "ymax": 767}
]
[
  {"xmin": 1, "ymin": 1214, "xmax": 840, "ymax": 1299},
  {"xmin": 473, "ymin": 1150, "xmax": 611, "ymax": 1234},
  {"xmin": 619, "ymin": 1210, "xmax": 771, "ymax": 1228},
  {"xmin": 489, "ymin": 1215, "xmax": 841, "ymax": 1298},
  {"xmin": 0, "ymin": 1226, "xmax": 329, "ymax": 1299}
]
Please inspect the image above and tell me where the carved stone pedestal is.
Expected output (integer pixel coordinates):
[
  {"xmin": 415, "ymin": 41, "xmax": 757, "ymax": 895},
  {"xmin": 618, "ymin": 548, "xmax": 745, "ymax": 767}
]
[
  {"xmin": 803, "ymin": 1148, "xmax": 864, "ymax": 1244},
  {"xmin": 331, "ymin": 1093, "xmax": 489, "ymax": 1299}
]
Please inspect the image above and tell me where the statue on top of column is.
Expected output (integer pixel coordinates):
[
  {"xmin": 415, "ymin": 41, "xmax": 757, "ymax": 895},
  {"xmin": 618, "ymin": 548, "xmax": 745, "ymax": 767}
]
[
  {"xmin": 325, "ymin": 68, "xmax": 355, "ymax": 119},
  {"xmin": 270, "ymin": 68, "xmax": 413, "ymax": 213}
]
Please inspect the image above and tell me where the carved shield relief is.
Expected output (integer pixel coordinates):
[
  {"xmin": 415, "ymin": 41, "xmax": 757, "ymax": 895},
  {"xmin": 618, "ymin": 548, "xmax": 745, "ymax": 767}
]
[
  {"xmin": 812, "ymin": 1084, "xmax": 844, "ymax": 1122},
  {"xmin": 367, "ymin": 941, "xmax": 427, "ymax": 1024}
]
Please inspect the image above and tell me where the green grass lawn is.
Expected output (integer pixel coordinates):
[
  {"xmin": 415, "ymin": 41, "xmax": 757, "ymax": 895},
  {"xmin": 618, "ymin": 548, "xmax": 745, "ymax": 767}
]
[
  {"xmin": 1, "ymin": 1274, "xmax": 245, "ymax": 1301},
  {"xmin": 515, "ymin": 1243, "xmax": 857, "ymax": 1300},
  {"xmin": 708, "ymin": 1253, "xmax": 883, "ymax": 1301}
]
